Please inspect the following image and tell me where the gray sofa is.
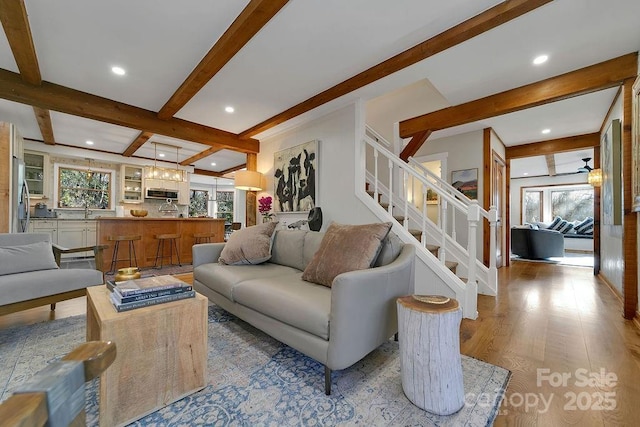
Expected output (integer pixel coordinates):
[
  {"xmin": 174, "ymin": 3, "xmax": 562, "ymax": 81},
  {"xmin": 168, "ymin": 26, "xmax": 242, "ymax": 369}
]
[
  {"xmin": 193, "ymin": 229, "xmax": 415, "ymax": 394},
  {"xmin": 0, "ymin": 233, "xmax": 105, "ymax": 315},
  {"xmin": 511, "ymin": 227, "xmax": 565, "ymax": 259}
]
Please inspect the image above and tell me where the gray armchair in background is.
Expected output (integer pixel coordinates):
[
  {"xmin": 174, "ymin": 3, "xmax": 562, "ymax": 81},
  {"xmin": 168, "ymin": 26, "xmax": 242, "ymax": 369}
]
[{"xmin": 511, "ymin": 227, "xmax": 565, "ymax": 259}]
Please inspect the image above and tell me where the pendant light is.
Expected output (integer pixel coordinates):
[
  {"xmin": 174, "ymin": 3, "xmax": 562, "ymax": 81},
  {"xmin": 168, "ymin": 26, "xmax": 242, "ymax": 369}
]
[{"xmin": 209, "ymin": 178, "xmax": 218, "ymax": 201}]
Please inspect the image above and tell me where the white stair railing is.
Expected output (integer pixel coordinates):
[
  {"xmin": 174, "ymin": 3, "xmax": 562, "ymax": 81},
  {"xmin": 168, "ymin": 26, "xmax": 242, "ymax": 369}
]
[{"xmin": 363, "ymin": 130, "xmax": 498, "ymax": 307}]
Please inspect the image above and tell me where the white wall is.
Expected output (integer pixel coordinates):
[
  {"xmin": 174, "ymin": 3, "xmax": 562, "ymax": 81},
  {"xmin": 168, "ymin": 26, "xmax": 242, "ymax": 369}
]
[
  {"xmin": 257, "ymin": 103, "xmax": 378, "ymax": 230},
  {"xmin": 600, "ymin": 92, "xmax": 624, "ymax": 295}
]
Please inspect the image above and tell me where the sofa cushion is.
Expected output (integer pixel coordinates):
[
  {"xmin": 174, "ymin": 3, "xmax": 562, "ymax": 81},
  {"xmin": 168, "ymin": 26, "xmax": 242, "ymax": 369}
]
[
  {"xmin": 193, "ymin": 262, "xmax": 300, "ymax": 301},
  {"xmin": 302, "ymin": 222, "xmax": 392, "ymax": 287},
  {"xmin": 233, "ymin": 273, "xmax": 331, "ymax": 340},
  {"xmin": 219, "ymin": 221, "xmax": 278, "ymax": 265},
  {"xmin": 270, "ymin": 230, "xmax": 306, "ymax": 270},
  {"xmin": 303, "ymin": 231, "xmax": 325, "ymax": 269},
  {"xmin": 0, "ymin": 269, "xmax": 103, "ymax": 306},
  {"xmin": 0, "ymin": 241, "xmax": 58, "ymax": 276}
]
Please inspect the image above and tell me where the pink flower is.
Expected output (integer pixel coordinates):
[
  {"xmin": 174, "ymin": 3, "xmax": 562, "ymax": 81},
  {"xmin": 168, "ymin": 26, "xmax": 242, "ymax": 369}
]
[{"xmin": 258, "ymin": 196, "xmax": 273, "ymax": 216}]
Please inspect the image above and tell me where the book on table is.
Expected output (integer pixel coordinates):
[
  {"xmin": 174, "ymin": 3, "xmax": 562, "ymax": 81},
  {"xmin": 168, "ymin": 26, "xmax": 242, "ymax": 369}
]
[
  {"xmin": 107, "ymin": 275, "xmax": 191, "ymax": 296},
  {"xmin": 106, "ymin": 275, "xmax": 195, "ymax": 312},
  {"xmin": 109, "ymin": 289, "xmax": 196, "ymax": 312}
]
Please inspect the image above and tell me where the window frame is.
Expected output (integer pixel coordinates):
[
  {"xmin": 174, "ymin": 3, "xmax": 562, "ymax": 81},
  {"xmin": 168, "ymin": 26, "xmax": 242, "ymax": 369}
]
[
  {"xmin": 521, "ymin": 183, "xmax": 593, "ymax": 225},
  {"xmin": 54, "ymin": 163, "xmax": 115, "ymax": 210}
]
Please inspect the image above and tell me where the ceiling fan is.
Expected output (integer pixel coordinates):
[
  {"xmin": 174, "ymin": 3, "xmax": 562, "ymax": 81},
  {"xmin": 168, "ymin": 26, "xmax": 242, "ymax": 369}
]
[{"xmin": 577, "ymin": 157, "xmax": 593, "ymax": 173}]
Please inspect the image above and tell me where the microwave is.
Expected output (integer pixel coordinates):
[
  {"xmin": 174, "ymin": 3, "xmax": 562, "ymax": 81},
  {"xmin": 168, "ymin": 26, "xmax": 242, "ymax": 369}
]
[{"xmin": 145, "ymin": 188, "xmax": 179, "ymax": 200}]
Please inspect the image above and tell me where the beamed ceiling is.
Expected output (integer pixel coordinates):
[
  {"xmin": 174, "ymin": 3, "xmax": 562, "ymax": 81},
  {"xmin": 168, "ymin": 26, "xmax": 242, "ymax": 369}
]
[{"xmin": 0, "ymin": 0, "xmax": 639, "ymax": 178}]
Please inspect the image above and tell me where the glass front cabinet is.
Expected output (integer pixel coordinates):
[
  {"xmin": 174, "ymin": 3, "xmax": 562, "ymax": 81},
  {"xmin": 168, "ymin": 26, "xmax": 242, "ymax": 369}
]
[
  {"xmin": 120, "ymin": 165, "xmax": 144, "ymax": 203},
  {"xmin": 24, "ymin": 150, "xmax": 49, "ymax": 199}
]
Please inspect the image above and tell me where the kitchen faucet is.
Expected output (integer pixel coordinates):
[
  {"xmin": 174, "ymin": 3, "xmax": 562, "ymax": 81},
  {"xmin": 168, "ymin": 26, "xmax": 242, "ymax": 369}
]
[{"xmin": 84, "ymin": 205, "xmax": 92, "ymax": 219}]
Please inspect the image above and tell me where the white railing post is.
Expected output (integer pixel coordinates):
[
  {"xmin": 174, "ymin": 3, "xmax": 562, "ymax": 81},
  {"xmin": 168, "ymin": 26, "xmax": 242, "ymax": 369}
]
[
  {"xmin": 466, "ymin": 201, "xmax": 480, "ymax": 319},
  {"xmin": 488, "ymin": 205, "xmax": 499, "ymax": 292},
  {"xmin": 403, "ymin": 169, "xmax": 409, "ymax": 229},
  {"xmin": 439, "ymin": 199, "xmax": 447, "ymax": 262},
  {"xmin": 388, "ymin": 158, "xmax": 393, "ymax": 216},
  {"xmin": 373, "ymin": 148, "xmax": 379, "ymax": 202},
  {"xmin": 421, "ymin": 184, "xmax": 427, "ymax": 246}
]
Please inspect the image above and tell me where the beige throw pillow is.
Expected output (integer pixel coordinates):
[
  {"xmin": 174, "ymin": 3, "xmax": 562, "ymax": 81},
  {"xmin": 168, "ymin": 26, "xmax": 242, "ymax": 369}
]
[
  {"xmin": 219, "ymin": 221, "xmax": 278, "ymax": 265},
  {"xmin": 302, "ymin": 222, "xmax": 392, "ymax": 287}
]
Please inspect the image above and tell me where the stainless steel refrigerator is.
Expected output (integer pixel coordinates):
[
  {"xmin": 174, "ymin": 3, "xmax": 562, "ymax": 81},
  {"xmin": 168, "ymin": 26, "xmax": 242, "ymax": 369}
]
[{"xmin": 12, "ymin": 156, "xmax": 30, "ymax": 232}]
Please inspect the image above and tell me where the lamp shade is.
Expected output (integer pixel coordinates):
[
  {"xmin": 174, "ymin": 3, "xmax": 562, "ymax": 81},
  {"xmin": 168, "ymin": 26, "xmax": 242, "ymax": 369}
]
[
  {"xmin": 588, "ymin": 168, "xmax": 602, "ymax": 187},
  {"xmin": 235, "ymin": 170, "xmax": 263, "ymax": 191}
]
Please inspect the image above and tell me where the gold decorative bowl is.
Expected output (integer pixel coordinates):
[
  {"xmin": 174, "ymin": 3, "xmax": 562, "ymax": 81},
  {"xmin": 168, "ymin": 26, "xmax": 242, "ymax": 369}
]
[
  {"xmin": 114, "ymin": 267, "xmax": 141, "ymax": 282},
  {"xmin": 130, "ymin": 209, "xmax": 148, "ymax": 217}
]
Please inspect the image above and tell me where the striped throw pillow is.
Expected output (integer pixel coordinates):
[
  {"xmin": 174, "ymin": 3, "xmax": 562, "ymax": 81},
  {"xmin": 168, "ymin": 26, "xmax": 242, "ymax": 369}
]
[
  {"xmin": 547, "ymin": 217, "xmax": 563, "ymax": 230},
  {"xmin": 574, "ymin": 217, "xmax": 594, "ymax": 234},
  {"xmin": 557, "ymin": 221, "xmax": 574, "ymax": 234}
]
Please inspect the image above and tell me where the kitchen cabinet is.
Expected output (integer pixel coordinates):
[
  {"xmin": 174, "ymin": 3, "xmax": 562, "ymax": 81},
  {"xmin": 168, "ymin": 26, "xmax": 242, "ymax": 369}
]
[
  {"xmin": 121, "ymin": 165, "xmax": 144, "ymax": 203},
  {"xmin": 24, "ymin": 150, "xmax": 50, "ymax": 199},
  {"xmin": 29, "ymin": 220, "xmax": 58, "ymax": 244},
  {"xmin": 57, "ymin": 220, "xmax": 97, "ymax": 258},
  {"xmin": 178, "ymin": 177, "xmax": 190, "ymax": 205}
]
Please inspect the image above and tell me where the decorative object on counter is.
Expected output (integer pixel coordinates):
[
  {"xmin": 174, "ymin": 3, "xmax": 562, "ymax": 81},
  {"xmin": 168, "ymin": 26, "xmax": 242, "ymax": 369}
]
[
  {"xmin": 130, "ymin": 209, "xmax": 148, "ymax": 217},
  {"xmin": 308, "ymin": 207, "xmax": 322, "ymax": 231},
  {"xmin": 159, "ymin": 198, "xmax": 179, "ymax": 217},
  {"xmin": 114, "ymin": 266, "xmax": 141, "ymax": 282},
  {"xmin": 258, "ymin": 196, "xmax": 274, "ymax": 222},
  {"xmin": 146, "ymin": 142, "xmax": 186, "ymax": 182},
  {"xmin": 33, "ymin": 203, "xmax": 57, "ymax": 218}
]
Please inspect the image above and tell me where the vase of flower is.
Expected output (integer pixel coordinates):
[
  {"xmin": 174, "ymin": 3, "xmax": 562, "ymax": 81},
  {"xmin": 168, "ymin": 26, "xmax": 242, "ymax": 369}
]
[{"xmin": 259, "ymin": 196, "xmax": 275, "ymax": 223}]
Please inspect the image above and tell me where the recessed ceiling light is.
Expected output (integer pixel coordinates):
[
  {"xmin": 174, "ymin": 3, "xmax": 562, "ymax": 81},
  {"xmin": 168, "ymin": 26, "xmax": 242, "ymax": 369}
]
[
  {"xmin": 533, "ymin": 55, "xmax": 548, "ymax": 65},
  {"xmin": 85, "ymin": 140, "xmax": 94, "ymax": 145},
  {"xmin": 111, "ymin": 66, "xmax": 126, "ymax": 76},
  {"xmin": 225, "ymin": 106, "xmax": 235, "ymax": 113},
  {"xmin": 159, "ymin": 153, "xmax": 165, "ymax": 157},
  {"xmin": 523, "ymin": 172, "xmax": 529, "ymax": 176},
  {"xmin": 541, "ymin": 129, "xmax": 551, "ymax": 134},
  {"xmin": 211, "ymin": 162, "xmax": 216, "ymax": 166}
]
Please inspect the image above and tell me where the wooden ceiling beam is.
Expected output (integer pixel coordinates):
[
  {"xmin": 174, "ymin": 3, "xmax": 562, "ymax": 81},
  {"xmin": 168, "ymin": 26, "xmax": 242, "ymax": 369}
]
[
  {"xmin": 220, "ymin": 164, "xmax": 246, "ymax": 175},
  {"xmin": 122, "ymin": 131, "xmax": 153, "ymax": 157},
  {"xmin": 400, "ymin": 130, "xmax": 431, "ymax": 162},
  {"xmin": 192, "ymin": 169, "xmax": 224, "ymax": 178},
  {"xmin": 544, "ymin": 154, "xmax": 556, "ymax": 176},
  {"xmin": 505, "ymin": 133, "xmax": 600, "ymax": 159},
  {"xmin": 180, "ymin": 147, "xmax": 222, "ymax": 166},
  {"xmin": 158, "ymin": 0, "xmax": 290, "ymax": 119},
  {"xmin": 0, "ymin": 0, "xmax": 41, "ymax": 85},
  {"xmin": 239, "ymin": 0, "xmax": 552, "ymax": 138},
  {"xmin": 400, "ymin": 53, "xmax": 638, "ymax": 138},
  {"xmin": 32, "ymin": 107, "xmax": 54, "ymax": 145},
  {"xmin": 0, "ymin": 68, "xmax": 260, "ymax": 153}
]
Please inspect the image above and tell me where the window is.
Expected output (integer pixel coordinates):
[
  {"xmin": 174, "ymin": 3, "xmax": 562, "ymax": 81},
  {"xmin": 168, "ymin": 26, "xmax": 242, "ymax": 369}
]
[
  {"xmin": 551, "ymin": 189, "xmax": 594, "ymax": 222},
  {"xmin": 189, "ymin": 190, "xmax": 209, "ymax": 217},
  {"xmin": 57, "ymin": 166, "xmax": 112, "ymax": 209},
  {"xmin": 522, "ymin": 184, "xmax": 594, "ymax": 224},
  {"xmin": 216, "ymin": 191, "xmax": 234, "ymax": 223},
  {"xmin": 523, "ymin": 191, "xmax": 542, "ymax": 223}
]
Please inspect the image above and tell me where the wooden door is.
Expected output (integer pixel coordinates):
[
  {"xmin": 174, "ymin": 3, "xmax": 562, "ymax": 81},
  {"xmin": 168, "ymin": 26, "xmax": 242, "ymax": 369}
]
[{"xmin": 492, "ymin": 153, "xmax": 506, "ymax": 267}]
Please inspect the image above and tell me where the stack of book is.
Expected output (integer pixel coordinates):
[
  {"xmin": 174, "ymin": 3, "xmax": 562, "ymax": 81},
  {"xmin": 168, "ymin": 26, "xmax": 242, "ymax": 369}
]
[{"xmin": 106, "ymin": 275, "xmax": 195, "ymax": 312}]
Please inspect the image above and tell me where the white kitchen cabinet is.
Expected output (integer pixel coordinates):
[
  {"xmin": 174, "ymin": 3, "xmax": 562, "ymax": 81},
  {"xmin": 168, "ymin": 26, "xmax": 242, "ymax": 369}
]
[
  {"xmin": 178, "ymin": 176, "xmax": 190, "ymax": 205},
  {"xmin": 121, "ymin": 165, "xmax": 144, "ymax": 203},
  {"xmin": 57, "ymin": 220, "xmax": 97, "ymax": 258},
  {"xmin": 29, "ymin": 220, "xmax": 57, "ymax": 244},
  {"xmin": 24, "ymin": 150, "xmax": 50, "ymax": 199}
]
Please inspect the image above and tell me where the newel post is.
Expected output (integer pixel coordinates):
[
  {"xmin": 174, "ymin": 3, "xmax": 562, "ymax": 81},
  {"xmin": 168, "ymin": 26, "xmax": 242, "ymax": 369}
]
[{"xmin": 466, "ymin": 201, "xmax": 480, "ymax": 319}]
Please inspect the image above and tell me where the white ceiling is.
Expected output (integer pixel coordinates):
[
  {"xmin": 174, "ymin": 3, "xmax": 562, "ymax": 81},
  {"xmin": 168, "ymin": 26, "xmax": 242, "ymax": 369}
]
[{"xmin": 0, "ymin": 0, "xmax": 639, "ymax": 177}]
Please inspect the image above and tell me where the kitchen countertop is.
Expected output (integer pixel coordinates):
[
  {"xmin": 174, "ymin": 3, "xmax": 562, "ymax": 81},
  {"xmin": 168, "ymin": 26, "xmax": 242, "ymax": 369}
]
[{"xmin": 95, "ymin": 217, "xmax": 224, "ymax": 220}]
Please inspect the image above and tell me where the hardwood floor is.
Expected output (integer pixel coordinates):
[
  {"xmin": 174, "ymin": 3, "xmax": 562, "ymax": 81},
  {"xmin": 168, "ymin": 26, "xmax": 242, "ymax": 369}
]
[{"xmin": 1, "ymin": 265, "xmax": 638, "ymax": 425}]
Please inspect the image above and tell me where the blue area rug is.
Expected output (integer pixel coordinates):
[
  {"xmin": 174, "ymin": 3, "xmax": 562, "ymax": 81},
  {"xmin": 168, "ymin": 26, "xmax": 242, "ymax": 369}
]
[{"xmin": 0, "ymin": 306, "xmax": 509, "ymax": 426}]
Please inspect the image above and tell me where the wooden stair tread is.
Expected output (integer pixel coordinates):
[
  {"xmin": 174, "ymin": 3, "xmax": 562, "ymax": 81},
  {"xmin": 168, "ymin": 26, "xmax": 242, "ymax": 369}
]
[
  {"xmin": 379, "ymin": 202, "xmax": 389, "ymax": 210},
  {"xmin": 445, "ymin": 261, "xmax": 458, "ymax": 272}
]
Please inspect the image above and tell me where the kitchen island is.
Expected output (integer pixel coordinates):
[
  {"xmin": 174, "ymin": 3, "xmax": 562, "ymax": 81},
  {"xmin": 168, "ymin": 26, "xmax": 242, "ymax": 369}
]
[{"xmin": 96, "ymin": 217, "xmax": 225, "ymax": 271}]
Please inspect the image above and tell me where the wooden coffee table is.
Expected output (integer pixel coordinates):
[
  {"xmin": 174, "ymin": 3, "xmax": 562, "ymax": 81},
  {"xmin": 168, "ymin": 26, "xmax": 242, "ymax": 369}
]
[{"xmin": 86, "ymin": 285, "xmax": 208, "ymax": 427}]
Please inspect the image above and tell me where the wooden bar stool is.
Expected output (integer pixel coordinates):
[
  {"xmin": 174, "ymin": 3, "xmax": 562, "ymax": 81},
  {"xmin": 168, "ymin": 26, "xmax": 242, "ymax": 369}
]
[
  {"xmin": 107, "ymin": 235, "xmax": 141, "ymax": 274},
  {"xmin": 193, "ymin": 232, "xmax": 215, "ymax": 244},
  {"xmin": 154, "ymin": 234, "xmax": 182, "ymax": 268}
]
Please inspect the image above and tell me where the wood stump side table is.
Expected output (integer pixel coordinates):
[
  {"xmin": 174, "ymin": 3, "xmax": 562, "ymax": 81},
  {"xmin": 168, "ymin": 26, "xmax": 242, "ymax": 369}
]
[{"xmin": 396, "ymin": 295, "xmax": 464, "ymax": 415}]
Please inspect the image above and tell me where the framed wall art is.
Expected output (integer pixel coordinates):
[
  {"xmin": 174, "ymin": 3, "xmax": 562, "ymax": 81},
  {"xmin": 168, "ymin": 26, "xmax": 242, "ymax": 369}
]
[
  {"xmin": 602, "ymin": 119, "xmax": 622, "ymax": 225},
  {"xmin": 451, "ymin": 168, "xmax": 478, "ymax": 199},
  {"xmin": 273, "ymin": 140, "xmax": 318, "ymax": 213}
]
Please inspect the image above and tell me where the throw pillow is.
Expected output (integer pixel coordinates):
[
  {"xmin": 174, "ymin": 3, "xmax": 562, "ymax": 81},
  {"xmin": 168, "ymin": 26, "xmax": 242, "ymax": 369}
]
[
  {"xmin": 574, "ymin": 217, "xmax": 594, "ymax": 234},
  {"xmin": 302, "ymin": 222, "xmax": 392, "ymax": 287},
  {"xmin": 557, "ymin": 221, "xmax": 574, "ymax": 234},
  {"xmin": 219, "ymin": 221, "xmax": 278, "ymax": 265},
  {"xmin": 547, "ymin": 217, "xmax": 563, "ymax": 230},
  {"xmin": 0, "ymin": 241, "xmax": 59, "ymax": 276}
]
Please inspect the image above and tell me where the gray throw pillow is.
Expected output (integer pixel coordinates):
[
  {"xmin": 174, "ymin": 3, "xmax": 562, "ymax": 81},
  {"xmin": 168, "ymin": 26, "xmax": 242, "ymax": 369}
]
[
  {"xmin": 0, "ymin": 241, "xmax": 59, "ymax": 276},
  {"xmin": 219, "ymin": 221, "xmax": 279, "ymax": 265}
]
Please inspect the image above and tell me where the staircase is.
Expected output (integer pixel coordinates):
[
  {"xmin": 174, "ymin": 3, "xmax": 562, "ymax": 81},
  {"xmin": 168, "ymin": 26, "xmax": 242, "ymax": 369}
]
[{"xmin": 359, "ymin": 127, "xmax": 498, "ymax": 319}]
